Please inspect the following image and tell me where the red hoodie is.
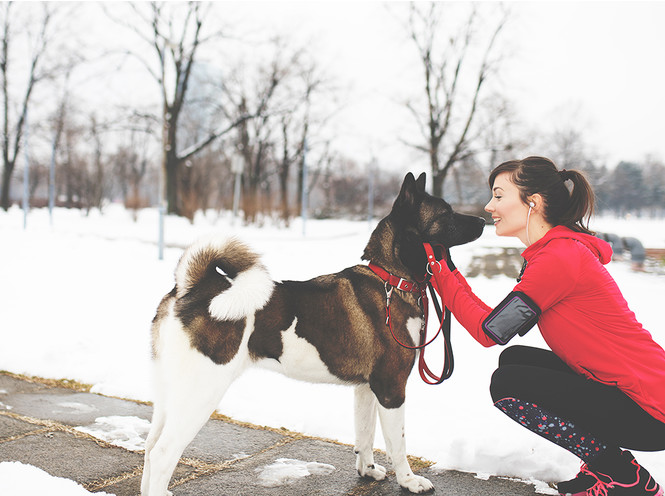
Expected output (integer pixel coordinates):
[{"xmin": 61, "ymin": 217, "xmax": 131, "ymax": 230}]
[{"xmin": 438, "ymin": 225, "xmax": 665, "ymax": 424}]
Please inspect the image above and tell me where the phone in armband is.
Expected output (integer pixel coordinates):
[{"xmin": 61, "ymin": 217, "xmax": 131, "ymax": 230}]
[{"xmin": 482, "ymin": 291, "xmax": 541, "ymax": 345}]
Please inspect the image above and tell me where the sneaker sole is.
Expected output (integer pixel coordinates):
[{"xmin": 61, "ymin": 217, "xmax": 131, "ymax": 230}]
[{"xmin": 565, "ymin": 487, "xmax": 663, "ymax": 496}]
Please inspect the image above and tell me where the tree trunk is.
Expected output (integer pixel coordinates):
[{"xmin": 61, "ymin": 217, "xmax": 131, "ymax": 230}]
[
  {"xmin": 432, "ymin": 171, "xmax": 444, "ymax": 199},
  {"xmin": 430, "ymin": 137, "xmax": 443, "ymax": 197},
  {"xmin": 0, "ymin": 161, "xmax": 13, "ymax": 209},
  {"xmin": 164, "ymin": 149, "xmax": 179, "ymax": 216},
  {"xmin": 278, "ymin": 119, "xmax": 290, "ymax": 222},
  {"xmin": 162, "ymin": 104, "xmax": 180, "ymax": 215}
]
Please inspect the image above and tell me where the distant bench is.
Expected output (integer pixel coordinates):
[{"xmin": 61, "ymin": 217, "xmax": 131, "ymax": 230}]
[{"xmin": 645, "ymin": 248, "xmax": 665, "ymax": 259}]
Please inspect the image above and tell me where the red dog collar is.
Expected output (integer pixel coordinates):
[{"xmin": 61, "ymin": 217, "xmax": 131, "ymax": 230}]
[{"xmin": 367, "ymin": 263, "xmax": 422, "ymax": 293}]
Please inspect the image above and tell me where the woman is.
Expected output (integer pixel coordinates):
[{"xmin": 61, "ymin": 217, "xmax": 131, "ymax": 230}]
[{"xmin": 435, "ymin": 156, "xmax": 665, "ymax": 496}]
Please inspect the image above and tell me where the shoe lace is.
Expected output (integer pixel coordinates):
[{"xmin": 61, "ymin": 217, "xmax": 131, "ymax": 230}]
[
  {"xmin": 581, "ymin": 457, "xmax": 645, "ymax": 495},
  {"xmin": 586, "ymin": 480, "xmax": 612, "ymax": 496},
  {"xmin": 580, "ymin": 465, "xmax": 612, "ymax": 496}
]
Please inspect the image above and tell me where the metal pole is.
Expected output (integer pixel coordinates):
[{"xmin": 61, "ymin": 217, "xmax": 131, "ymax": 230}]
[
  {"xmin": 301, "ymin": 137, "xmax": 308, "ymax": 236},
  {"xmin": 232, "ymin": 173, "xmax": 241, "ymax": 224},
  {"xmin": 22, "ymin": 110, "xmax": 29, "ymax": 230},
  {"xmin": 231, "ymin": 154, "xmax": 243, "ymax": 225},
  {"xmin": 48, "ymin": 133, "xmax": 57, "ymax": 226},
  {"xmin": 158, "ymin": 164, "xmax": 165, "ymax": 261}
]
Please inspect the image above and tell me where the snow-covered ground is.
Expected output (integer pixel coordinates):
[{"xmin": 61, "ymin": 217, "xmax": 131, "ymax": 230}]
[
  {"xmin": 1, "ymin": 205, "xmax": 664, "ymax": 494},
  {"xmin": 0, "ymin": 462, "xmax": 115, "ymax": 496}
]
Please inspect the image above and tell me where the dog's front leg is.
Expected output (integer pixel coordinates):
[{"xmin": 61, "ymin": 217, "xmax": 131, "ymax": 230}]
[
  {"xmin": 377, "ymin": 403, "xmax": 434, "ymax": 493},
  {"xmin": 353, "ymin": 383, "xmax": 386, "ymax": 481}
]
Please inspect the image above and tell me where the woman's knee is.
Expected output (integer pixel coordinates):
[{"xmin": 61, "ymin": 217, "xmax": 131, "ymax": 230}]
[
  {"xmin": 490, "ymin": 362, "xmax": 554, "ymax": 403},
  {"xmin": 490, "ymin": 364, "xmax": 522, "ymax": 402}
]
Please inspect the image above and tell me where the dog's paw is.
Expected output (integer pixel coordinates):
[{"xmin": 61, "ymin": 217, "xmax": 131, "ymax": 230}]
[
  {"xmin": 357, "ymin": 462, "xmax": 387, "ymax": 481},
  {"xmin": 398, "ymin": 474, "xmax": 434, "ymax": 493}
]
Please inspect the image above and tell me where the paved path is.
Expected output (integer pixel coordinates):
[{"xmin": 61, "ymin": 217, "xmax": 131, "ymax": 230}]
[{"xmin": 0, "ymin": 373, "xmax": 550, "ymax": 495}]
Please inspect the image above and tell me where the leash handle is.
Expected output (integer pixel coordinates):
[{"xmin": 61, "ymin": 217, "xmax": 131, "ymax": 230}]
[{"xmin": 418, "ymin": 281, "xmax": 453, "ymax": 384}]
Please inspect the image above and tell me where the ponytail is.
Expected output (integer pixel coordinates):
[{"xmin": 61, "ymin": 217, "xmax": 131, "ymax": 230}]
[
  {"xmin": 557, "ymin": 169, "xmax": 595, "ymax": 234},
  {"xmin": 489, "ymin": 156, "xmax": 595, "ymax": 235}
]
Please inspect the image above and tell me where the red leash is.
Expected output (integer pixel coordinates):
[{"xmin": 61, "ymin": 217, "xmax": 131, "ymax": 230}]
[
  {"xmin": 421, "ymin": 243, "xmax": 454, "ymax": 384},
  {"xmin": 368, "ymin": 243, "xmax": 454, "ymax": 384}
]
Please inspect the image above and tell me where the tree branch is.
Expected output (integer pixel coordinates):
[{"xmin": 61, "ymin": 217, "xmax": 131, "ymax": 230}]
[
  {"xmin": 178, "ymin": 113, "xmax": 254, "ymax": 162},
  {"xmin": 12, "ymin": 4, "xmax": 51, "ymax": 165}
]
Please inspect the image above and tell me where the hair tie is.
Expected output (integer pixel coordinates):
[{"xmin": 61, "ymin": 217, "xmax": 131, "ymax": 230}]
[{"xmin": 559, "ymin": 169, "xmax": 570, "ymax": 181}]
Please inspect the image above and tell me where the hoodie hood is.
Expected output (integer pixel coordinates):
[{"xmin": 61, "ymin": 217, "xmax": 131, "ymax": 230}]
[{"xmin": 522, "ymin": 225, "xmax": 613, "ymax": 265}]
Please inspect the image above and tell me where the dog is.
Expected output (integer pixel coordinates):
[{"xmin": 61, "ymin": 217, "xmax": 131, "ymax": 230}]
[{"xmin": 141, "ymin": 172, "xmax": 485, "ymax": 495}]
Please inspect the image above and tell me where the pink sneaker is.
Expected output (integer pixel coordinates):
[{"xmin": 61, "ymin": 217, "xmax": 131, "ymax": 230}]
[
  {"xmin": 568, "ymin": 451, "xmax": 664, "ymax": 496},
  {"xmin": 557, "ymin": 462, "xmax": 597, "ymax": 495}
]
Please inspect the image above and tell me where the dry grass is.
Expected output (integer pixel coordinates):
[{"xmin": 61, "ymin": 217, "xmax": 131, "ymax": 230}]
[{"xmin": 0, "ymin": 370, "xmax": 92, "ymax": 392}]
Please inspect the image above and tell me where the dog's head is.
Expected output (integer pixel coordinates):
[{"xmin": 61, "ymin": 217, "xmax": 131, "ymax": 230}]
[{"xmin": 386, "ymin": 172, "xmax": 485, "ymax": 275}]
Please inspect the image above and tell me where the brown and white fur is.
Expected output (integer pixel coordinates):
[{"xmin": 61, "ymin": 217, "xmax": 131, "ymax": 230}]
[{"xmin": 141, "ymin": 173, "xmax": 485, "ymax": 495}]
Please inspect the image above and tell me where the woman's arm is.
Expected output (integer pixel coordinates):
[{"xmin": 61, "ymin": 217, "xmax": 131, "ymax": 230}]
[
  {"xmin": 453, "ymin": 269, "xmax": 493, "ymax": 313},
  {"xmin": 434, "ymin": 266, "xmax": 497, "ymax": 347}
]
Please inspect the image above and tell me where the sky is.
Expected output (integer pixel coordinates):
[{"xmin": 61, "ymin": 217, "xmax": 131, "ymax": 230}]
[
  {"xmin": 503, "ymin": 1, "xmax": 665, "ymax": 165},
  {"xmin": 18, "ymin": 1, "xmax": 665, "ymax": 176},
  {"xmin": 219, "ymin": 1, "xmax": 665, "ymax": 170}
]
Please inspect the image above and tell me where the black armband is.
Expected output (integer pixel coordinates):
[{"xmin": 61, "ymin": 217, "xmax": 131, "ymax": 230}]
[{"xmin": 482, "ymin": 291, "xmax": 541, "ymax": 345}]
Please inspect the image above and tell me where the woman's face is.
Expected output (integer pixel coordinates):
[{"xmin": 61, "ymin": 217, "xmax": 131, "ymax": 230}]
[{"xmin": 485, "ymin": 172, "xmax": 530, "ymax": 242}]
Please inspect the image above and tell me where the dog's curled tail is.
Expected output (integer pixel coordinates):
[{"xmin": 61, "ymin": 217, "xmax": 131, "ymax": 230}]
[{"xmin": 174, "ymin": 235, "xmax": 274, "ymax": 321}]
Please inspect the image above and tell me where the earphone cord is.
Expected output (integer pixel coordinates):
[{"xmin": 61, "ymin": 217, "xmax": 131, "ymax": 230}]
[{"xmin": 526, "ymin": 205, "xmax": 533, "ymax": 245}]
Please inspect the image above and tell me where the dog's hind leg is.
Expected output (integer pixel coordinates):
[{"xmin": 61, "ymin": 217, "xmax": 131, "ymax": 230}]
[
  {"xmin": 377, "ymin": 402, "xmax": 434, "ymax": 494},
  {"xmin": 353, "ymin": 383, "xmax": 387, "ymax": 481},
  {"xmin": 141, "ymin": 322, "xmax": 249, "ymax": 496},
  {"xmin": 141, "ymin": 400, "xmax": 166, "ymax": 495}
]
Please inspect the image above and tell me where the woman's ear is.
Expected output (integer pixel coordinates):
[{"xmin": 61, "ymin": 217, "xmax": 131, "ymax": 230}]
[{"xmin": 528, "ymin": 193, "xmax": 544, "ymax": 210}]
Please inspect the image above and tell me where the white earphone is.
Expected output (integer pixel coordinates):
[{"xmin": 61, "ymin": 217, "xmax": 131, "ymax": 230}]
[{"xmin": 526, "ymin": 201, "xmax": 535, "ymax": 245}]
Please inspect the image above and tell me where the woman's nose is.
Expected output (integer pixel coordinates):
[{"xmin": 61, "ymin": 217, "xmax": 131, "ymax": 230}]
[{"xmin": 484, "ymin": 200, "xmax": 493, "ymax": 213}]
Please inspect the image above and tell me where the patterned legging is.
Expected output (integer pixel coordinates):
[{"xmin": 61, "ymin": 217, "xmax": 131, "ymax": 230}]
[{"xmin": 490, "ymin": 345, "xmax": 665, "ymax": 461}]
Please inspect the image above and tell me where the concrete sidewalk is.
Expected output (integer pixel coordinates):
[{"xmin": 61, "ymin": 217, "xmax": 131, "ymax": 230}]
[{"xmin": 0, "ymin": 373, "xmax": 550, "ymax": 495}]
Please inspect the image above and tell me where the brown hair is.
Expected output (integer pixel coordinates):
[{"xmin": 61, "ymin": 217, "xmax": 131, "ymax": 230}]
[{"xmin": 488, "ymin": 156, "xmax": 595, "ymax": 235}]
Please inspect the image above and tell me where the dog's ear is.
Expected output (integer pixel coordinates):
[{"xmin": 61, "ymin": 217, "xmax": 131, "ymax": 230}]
[
  {"xmin": 415, "ymin": 172, "xmax": 426, "ymax": 193},
  {"xmin": 394, "ymin": 172, "xmax": 420, "ymax": 212}
]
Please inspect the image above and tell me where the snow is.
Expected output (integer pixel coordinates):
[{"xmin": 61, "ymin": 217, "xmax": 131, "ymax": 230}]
[
  {"xmin": 255, "ymin": 458, "xmax": 336, "ymax": 487},
  {"xmin": 0, "ymin": 462, "xmax": 114, "ymax": 496},
  {"xmin": 75, "ymin": 416, "xmax": 151, "ymax": 452},
  {"xmin": 1, "ymin": 205, "xmax": 664, "ymax": 493}
]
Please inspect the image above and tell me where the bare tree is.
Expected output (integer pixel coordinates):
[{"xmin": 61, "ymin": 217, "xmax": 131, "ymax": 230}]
[
  {"xmin": 277, "ymin": 58, "xmax": 333, "ymax": 223},
  {"xmin": 108, "ymin": 2, "xmax": 252, "ymax": 216},
  {"xmin": 109, "ymin": 111, "xmax": 157, "ymax": 213},
  {"xmin": 59, "ymin": 114, "xmax": 86, "ymax": 208},
  {"xmin": 404, "ymin": 2, "xmax": 508, "ymax": 197},
  {"xmin": 220, "ymin": 38, "xmax": 299, "ymax": 223},
  {"xmin": 84, "ymin": 114, "xmax": 110, "ymax": 213},
  {"xmin": 0, "ymin": 2, "xmax": 53, "ymax": 210}
]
